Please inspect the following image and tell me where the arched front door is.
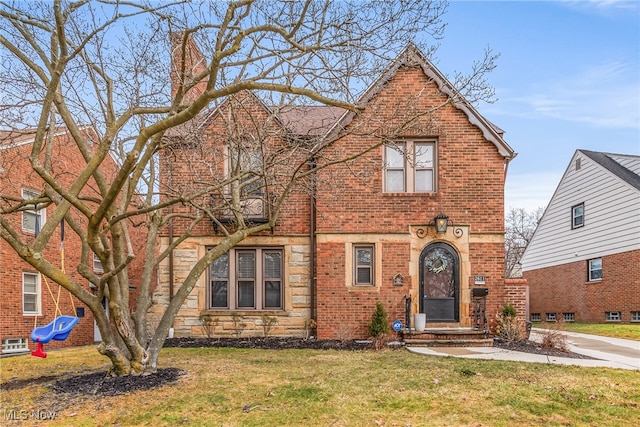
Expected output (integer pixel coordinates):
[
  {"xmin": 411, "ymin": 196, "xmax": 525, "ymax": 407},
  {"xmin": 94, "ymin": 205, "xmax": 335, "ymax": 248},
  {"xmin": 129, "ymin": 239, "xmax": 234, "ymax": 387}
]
[{"xmin": 419, "ymin": 242, "xmax": 459, "ymax": 322}]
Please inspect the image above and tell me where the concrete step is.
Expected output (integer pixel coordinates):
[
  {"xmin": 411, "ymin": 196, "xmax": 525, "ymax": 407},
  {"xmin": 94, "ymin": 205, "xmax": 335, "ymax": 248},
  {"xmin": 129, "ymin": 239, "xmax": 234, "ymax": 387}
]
[{"xmin": 404, "ymin": 338, "xmax": 494, "ymax": 348}]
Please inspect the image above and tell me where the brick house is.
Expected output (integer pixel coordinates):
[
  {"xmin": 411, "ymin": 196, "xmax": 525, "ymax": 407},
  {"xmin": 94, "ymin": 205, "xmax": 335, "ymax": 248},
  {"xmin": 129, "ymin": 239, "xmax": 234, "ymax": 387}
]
[
  {"xmin": 522, "ymin": 150, "xmax": 640, "ymax": 324},
  {"xmin": 0, "ymin": 128, "xmax": 146, "ymax": 354},
  {"xmin": 154, "ymin": 41, "xmax": 524, "ymax": 341}
]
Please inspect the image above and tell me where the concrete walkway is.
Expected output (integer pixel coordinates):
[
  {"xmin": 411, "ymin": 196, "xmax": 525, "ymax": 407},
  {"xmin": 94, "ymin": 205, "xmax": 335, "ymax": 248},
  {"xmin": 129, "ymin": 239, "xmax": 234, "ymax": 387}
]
[{"xmin": 407, "ymin": 328, "xmax": 640, "ymax": 370}]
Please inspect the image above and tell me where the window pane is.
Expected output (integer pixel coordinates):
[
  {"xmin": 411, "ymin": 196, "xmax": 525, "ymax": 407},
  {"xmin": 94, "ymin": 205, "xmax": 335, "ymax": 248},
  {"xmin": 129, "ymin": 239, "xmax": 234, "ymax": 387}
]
[
  {"xmin": 23, "ymin": 211, "xmax": 37, "ymax": 231},
  {"xmin": 237, "ymin": 252, "xmax": 255, "ymax": 279},
  {"xmin": 415, "ymin": 144, "xmax": 433, "ymax": 168},
  {"xmin": 211, "ymin": 281, "xmax": 228, "ymax": 308},
  {"xmin": 589, "ymin": 258, "xmax": 602, "ymax": 280},
  {"xmin": 264, "ymin": 281, "xmax": 282, "ymax": 308},
  {"xmin": 24, "ymin": 295, "xmax": 37, "ymax": 312},
  {"xmin": 357, "ymin": 267, "xmax": 371, "ymax": 284},
  {"xmin": 356, "ymin": 248, "xmax": 371, "ymax": 266},
  {"xmin": 264, "ymin": 251, "xmax": 282, "ymax": 278},
  {"xmin": 238, "ymin": 281, "xmax": 255, "ymax": 308},
  {"xmin": 415, "ymin": 170, "xmax": 434, "ymax": 192},
  {"xmin": 211, "ymin": 254, "xmax": 229, "ymax": 278},
  {"xmin": 386, "ymin": 170, "xmax": 405, "ymax": 192},
  {"xmin": 385, "ymin": 145, "xmax": 405, "ymax": 168}
]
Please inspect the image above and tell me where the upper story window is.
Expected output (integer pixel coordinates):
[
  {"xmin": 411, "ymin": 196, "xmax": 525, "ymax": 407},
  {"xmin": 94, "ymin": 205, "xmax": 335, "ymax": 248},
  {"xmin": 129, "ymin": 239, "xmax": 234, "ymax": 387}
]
[
  {"xmin": 384, "ymin": 141, "xmax": 436, "ymax": 193},
  {"xmin": 588, "ymin": 258, "xmax": 602, "ymax": 281},
  {"xmin": 353, "ymin": 245, "xmax": 375, "ymax": 286},
  {"xmin": 571, "ymin": 202, "xmax": 584, "ymax": 229},
  {"xmin": 22, "ymin": 189, "xmax": 45, "ymax": 233},
  {"xmin": 23, "ymin": 272, "xmax": 40, "ymax": 315},
  {"xmin": 209, "ymin": 247, "xmax": 283, "ymax": 311},
  {"xmin": 93, "ymin": 253, "xmax": 104, "ymax": 273}
]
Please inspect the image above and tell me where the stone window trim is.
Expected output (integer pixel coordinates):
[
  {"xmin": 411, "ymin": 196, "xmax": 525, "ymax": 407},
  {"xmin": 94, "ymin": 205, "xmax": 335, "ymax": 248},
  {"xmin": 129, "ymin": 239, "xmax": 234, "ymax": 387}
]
[
  {"xmin": 383, "ymin": 140, "xmax": 437, "ymax": 193},
  {"xmin": 207, "ymin": 247, "xmax": 284, "ymax": 311},
  {"xmin": 344, "ymin": 242, "xmax": 383, "ymax": 291},
  {"xmin": 571, "ymin": 202, "xmax": 584, "ymax": 230}
]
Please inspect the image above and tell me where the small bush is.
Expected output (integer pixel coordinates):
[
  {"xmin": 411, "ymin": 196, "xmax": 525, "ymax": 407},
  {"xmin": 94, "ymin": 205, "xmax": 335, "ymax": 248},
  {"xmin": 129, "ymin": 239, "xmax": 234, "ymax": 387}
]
[
  {"xmin": 199, "ymin": 313, "xmax": 217, "ymax": 338},
  {"xmin": 495, "ymin": 303, "xmax": 522, "ymax": 342},
  {"xmin": 539, "ymin": 320, "xmax": 569, "ymax": 351},
  {"xmin": 368, "ymin": 302, "xmax": 389, "ymax": 338},
  {"xmin": 261, "ymin": 314, "xmax": 278, "ymax": 337}
]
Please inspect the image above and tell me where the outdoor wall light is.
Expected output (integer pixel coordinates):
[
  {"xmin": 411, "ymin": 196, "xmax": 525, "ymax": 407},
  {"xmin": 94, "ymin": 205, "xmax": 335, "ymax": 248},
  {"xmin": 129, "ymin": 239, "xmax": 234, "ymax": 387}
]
[
  {"xmin": 434, "ymin": 213, "xmax": 449, "ymax": 234},
  {"xmin": 432, "ymin": 213, "xmax": 464, "ymax": 238}
]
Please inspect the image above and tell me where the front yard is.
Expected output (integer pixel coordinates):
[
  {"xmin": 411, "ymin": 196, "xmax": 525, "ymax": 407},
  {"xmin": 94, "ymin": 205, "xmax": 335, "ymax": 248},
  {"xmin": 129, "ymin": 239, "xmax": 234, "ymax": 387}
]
[{"xmin": 2, "ymin": 344, "xmax": 639, "ymax": 426}]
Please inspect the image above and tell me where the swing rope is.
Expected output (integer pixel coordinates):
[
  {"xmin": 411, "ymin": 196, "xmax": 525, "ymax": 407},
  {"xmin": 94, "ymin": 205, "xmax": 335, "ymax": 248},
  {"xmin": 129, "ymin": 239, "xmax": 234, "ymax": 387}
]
[{"xmin": 32, "ymin": 220, "xmax": 76, "ymax": 331}]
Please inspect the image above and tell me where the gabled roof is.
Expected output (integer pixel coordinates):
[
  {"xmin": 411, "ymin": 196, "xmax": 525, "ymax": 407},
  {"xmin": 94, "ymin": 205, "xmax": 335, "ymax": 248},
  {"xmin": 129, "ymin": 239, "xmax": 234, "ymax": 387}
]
[
  {"xmin": 327, "ymin": 44, "xmax": 516, "ymax": 159},
  {"xmin": 579, "ymin": 150, "xmax": 640, "ymax": 191}
]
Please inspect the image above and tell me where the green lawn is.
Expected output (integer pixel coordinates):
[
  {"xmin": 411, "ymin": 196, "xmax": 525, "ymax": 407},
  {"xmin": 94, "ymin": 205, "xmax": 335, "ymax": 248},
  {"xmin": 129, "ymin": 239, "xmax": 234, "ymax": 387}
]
[
  {"xmin": 2, "ymin": 345, "xmax": 639, "ymax": 426},
  {"xmin": 535, "ymin": 322, "xmax": 640, "ymax": 341}
]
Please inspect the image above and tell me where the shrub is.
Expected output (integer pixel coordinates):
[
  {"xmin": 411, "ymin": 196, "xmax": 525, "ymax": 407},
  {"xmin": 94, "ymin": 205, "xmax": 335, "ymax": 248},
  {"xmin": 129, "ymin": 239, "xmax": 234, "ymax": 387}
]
[
  {"xmin": 199, "ymin": 313, "xmax": 217, "ymax": 338},
  {"xmin": 368, "ymin": 302, "xmax": 389, "ymax": 338},
  {"xmin": 495, "ymin": 303, "xmax": 522, "ymax": 342},
  {"xmin": 261, "ymin": 314, "xmax": 278, "ymax": 337}
]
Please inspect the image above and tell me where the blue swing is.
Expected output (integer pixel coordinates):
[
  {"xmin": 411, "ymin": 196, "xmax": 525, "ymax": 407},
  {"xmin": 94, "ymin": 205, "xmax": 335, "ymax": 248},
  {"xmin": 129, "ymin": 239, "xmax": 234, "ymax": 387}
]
[
  {"xmin": 31, "ymin": 315, "xmax": 80, "ymax": 358},
  {"xmin": 30, "ymin": 220, "xmax": 80, "ymax": 358}
]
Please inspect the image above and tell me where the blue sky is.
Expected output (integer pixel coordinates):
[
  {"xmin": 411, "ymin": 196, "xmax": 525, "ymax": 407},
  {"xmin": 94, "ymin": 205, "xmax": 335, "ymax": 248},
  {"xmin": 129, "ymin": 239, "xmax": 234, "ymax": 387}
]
[{"xmin": 434, "ymin": 0, "xmax": 640, "ymax": 212}]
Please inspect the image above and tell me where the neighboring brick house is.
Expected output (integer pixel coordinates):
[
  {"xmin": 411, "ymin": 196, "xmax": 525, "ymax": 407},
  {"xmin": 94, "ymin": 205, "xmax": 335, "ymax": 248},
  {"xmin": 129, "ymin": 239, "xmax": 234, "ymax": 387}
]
[
  {"xmin": 0, "ymin": 128, "xmax": 147, "ymax": 354},
  {"xmin": 155, "ymin": 41, "xmax": 522, "ymax": 340},
  {"xmin": 522, "ymin": 150, "xmax": 640, "ymax": 324}
]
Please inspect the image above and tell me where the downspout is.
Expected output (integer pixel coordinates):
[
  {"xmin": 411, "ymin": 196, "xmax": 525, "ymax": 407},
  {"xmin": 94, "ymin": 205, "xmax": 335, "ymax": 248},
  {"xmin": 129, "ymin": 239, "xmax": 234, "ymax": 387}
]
[
  {"xmin": 167, "ymin": 154, "xmax": 175, "ymax": 338},
  {"xmin": 310, "ymin": 158, "xmax": 317, "ymax": 325}
]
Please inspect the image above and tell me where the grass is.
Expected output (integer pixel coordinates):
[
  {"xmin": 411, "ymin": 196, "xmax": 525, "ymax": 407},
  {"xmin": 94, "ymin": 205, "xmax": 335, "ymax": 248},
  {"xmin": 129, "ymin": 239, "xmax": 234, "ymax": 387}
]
[
  {"xmin": 535, "ymin": 322, "xmax": 640, "ymax": 341},
  {"xmin": 2, "ymin": 345, "xmax": 640, "ymax": 426}
]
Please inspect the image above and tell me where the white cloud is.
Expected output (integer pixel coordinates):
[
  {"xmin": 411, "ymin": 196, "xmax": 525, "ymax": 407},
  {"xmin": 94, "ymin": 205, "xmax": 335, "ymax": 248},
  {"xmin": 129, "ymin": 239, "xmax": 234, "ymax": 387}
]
[{"xmin": 497, "ymin": 61, "xmax": 640, "ymax": 130}]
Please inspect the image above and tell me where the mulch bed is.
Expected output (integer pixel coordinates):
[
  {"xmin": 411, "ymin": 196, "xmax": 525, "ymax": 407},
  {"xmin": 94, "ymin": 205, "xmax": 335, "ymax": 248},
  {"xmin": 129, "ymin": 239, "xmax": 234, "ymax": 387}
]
[{"xmin": 11, "ymin": 336, "xmax": 594, "ymax": 398}]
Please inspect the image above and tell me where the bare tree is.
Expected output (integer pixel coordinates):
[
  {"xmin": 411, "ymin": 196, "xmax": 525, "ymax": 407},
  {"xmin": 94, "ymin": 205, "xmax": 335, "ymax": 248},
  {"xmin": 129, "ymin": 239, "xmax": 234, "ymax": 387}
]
[
  {"xmin": 0, "ymin": 0, "xmax": 499, "ymax": 375},
  {"xmin": 505, "ymin": 206, "xmax": 544, "ymax": 278}
]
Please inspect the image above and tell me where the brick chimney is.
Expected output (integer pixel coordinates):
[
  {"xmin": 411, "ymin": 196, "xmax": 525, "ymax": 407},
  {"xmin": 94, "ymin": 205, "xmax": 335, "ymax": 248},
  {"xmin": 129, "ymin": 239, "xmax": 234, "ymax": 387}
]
[{"xmin": 169, "ymin": 32, "xmax": 209, "ymax": 103}]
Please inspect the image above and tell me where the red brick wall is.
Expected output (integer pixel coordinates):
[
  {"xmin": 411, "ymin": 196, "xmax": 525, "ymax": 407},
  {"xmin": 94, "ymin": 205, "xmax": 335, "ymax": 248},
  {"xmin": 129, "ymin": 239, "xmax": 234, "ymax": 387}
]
[
  {"xmin": 524, "ymin": 249, "xmax": 640, "ymax": 323},
  {"xmin": 159, "ymin": 91, "xmax": 311, "ymax": 238},
  {"xmin": 314, "ymin": 66, "xmax": 509, "ymax": 339}
]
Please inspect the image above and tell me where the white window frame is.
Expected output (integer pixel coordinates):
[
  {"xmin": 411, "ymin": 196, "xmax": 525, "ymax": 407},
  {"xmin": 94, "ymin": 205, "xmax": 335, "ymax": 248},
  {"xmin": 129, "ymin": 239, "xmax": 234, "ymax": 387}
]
[
  {"xmin": 93, "ymin": 253, "xmax": 104, "ymax": 273},
  {"xmin": 23, "ymin": 272, "xmax": 41, "ymax": 315},
  {"xmin": 384, "ymin": 140, "xmax": 436, "ymax": 193},
  {"xmin": 208, "ymin": 247, "xmax": 283, "ymax": 311},
  {"xmin": 2, "ymin": 338, "xmax": 29, "ymax": 354},
  {"xmin": 588, "ymin": 258, "xmax": 602, "ymax": 282},
  {"xmin": 563, "ymin": 313, "xmax": 575, "ymax": 322},
  {"xmin": 546, "ymin": 313, "xmax": 556, "ymax": 322},
  {"xmin": 22, "ymin": 189, "xmax": 45, "ymax": 233},
  {"xmin": 530, "ymin": 313, "xmax": 541, "ymax": 322},
  {"xmin": 631, "ymin": 312, "xmax": 640, "ymax": 322},
  {"xmin": 353, "ymin": 244, "xmax": 375, "ymax": 286},
  {"xmin": 571, "ymin": 202, "xmax": 584, "ymax": 229},
  {"xmin": 605, "ymin": 311, "xmax": 621, "ymax": 322}
]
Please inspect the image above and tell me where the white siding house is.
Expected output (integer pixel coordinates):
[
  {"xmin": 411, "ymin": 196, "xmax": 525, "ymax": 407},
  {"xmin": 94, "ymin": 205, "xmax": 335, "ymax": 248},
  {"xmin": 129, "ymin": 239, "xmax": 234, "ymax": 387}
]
[{"xmin": 522, "ymin": 150, "xmax": 640, "ymax": 323}]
